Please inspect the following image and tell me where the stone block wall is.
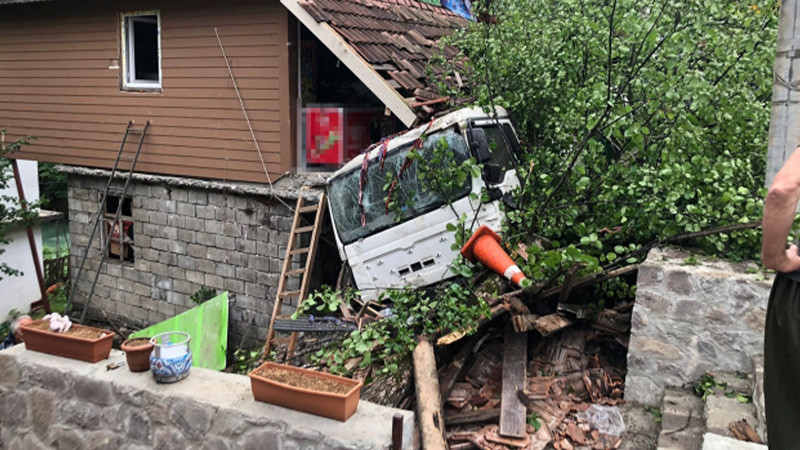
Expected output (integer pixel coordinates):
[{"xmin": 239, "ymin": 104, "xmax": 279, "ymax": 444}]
[
  {"xmin": 625, "ymin": 247, "xmax": 772, "ymax": 406},
  {"xmin": 0, "ymin": 345, "xmax": 415, "ymax": 449},
  {"xmin": 67, "ymin": 173, "xmax": 307, "ymax": 346}
]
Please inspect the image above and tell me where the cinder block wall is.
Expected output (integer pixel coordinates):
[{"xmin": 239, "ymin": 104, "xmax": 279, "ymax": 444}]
[
  {"xmin": 625, "ymin": 247, "xmax": 771, "ymax": 406},
  {"xmin": 67, "ymin": 173, "xmax": 299, "ymax": 346}
]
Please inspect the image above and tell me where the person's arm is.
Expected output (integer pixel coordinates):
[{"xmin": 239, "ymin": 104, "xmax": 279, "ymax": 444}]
[{"xmin": 762, "ymin": 147, "xmax": 800, "ymax": 272}]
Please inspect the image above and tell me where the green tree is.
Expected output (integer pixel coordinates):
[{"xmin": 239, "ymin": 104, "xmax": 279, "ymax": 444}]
[
  {"xmin": 433, "ymin": 0, "xmax": 777, "ymax": 289},
  {"xmin": 0, "ymin": 131, "xmax": 37, "ymax": 279}
]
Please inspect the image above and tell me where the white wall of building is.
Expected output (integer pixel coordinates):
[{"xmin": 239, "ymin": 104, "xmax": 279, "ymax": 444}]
[{"xmin": 0, "ymin": 159, "xmax": 42, "ymax": 321}]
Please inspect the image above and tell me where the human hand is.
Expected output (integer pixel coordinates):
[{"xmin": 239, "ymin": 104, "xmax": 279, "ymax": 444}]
[{"xmin": 771, "ymin": 244, "xmax": 800, "ymax": 273}]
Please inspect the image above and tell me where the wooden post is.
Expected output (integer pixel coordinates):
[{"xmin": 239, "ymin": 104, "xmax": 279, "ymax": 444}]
[
  {"xmin": 499, "ymin": 320, "xmax": 527, "ymax": 438},
  {"xmin": 412, "ymin": 337, "xmax": 447, "ymax": 449},
  {"xmin": 392, "ymin": 414, "xmax": 404, "ymax": 450},
  {"xmin": 10, "ymin": 159, "xmax": 50, "ymax": 314}
]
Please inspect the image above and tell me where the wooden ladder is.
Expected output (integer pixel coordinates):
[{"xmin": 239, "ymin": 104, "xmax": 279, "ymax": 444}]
[{"xmin": 264, "ymin": 190, "xmax": 327, "ymax": 361}]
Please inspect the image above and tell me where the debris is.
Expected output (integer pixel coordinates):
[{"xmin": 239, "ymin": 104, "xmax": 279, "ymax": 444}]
[
  {"xmin": 444, "ymin": 407, "xmax": 501, "ymax": 426},
  {"xmin": 499, "ymin": 322, "xmax": 527, "ymax": 438},
  {"xmin": 576, "ymin": 405, "xmax": 625, "ymax": 436},
  {"xmin": 106, "ymin": 361, "xmax": 125, "ymax": 371},
  {"xmin": 728, "ymin": 419, "xmax": 763, "ymax": 444}
]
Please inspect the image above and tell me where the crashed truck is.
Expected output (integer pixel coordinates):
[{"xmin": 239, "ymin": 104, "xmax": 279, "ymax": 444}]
[{"xmin": 326, "ymin": 107, "xmax": 522, "ymax": 299}]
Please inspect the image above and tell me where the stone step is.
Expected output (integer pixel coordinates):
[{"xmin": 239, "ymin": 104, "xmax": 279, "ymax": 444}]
[
  {"xmin": 656, "ymin": 388, "xmax": 705, "ymax": 450},
  {"xmin": 751, "ymin": 356, "xmax": 766, "ymax": 444},
  {"xmin": 703, "ymin": 372, "xmax": 758, "ymax": 439},
  {"xmin": 702, "ymin": 433, "xmax": 767, "ymax": 450}
]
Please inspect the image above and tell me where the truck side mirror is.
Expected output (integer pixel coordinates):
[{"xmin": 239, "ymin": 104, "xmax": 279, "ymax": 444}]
[
  {"xmin": 467, "ymin": 128, "xmax": 492, "ymax": 163},
  {"xmin": 483, "ymin": 163, "xmax": 503, "ymax": 184}
]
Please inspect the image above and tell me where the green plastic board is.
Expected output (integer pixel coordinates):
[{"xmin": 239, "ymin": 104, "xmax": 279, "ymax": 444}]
[{"xmin": 130, "ymin": 292, "xmax": 229, "ymax": 370}]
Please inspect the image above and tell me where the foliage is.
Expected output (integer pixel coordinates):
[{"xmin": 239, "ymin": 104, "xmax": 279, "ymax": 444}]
[
  {"xmin": 38, "ymin": 162, "xmax": 68, "ymax": 211},
  {"xmin": 291, "ymin": 285, "xmax": 359, "ymax": 319},
  {"xmin": 230, "ymin": 348, "xmax": 262, "ymax": 375},
  {"xmin": 0, "ymin": 309, "xmax": 21, "ymax": 338},
  {"xmin": 433, "ymin": 0, "xmax": 778, "ymax": 296},
  {"xmin": 527, "ymin": 413, "xmax": 542, "ymax": 431},
  {"xmin": 313, "ymin": 283, "xmax": 490, "ymax": 376},
  {"xmin": 189, "ymin": 286, "xmax": 217, "ymax": 304},
  {"xmin": 644, "ymin": 405, "xmax": 662, "ymax": 423},
  {"xmin": 693, "ymin": 372, "xmax": 752, "ymax": 402},
  {"xmin": 0, "ymin": 131, "xmax": 38, "ymax": 281}
]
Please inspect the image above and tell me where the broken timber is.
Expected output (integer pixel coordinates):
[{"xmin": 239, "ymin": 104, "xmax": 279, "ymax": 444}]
[
  {"xmin": 412, "ymin": 338, "xmax": 448, "ymax": 449},
  {"xmin": 499, "ymin": 321, "xmax": 527, "ymax": 439}
]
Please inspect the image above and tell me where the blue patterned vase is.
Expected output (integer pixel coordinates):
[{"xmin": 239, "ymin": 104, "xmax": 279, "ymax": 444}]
[{"xmin": 150, "ymin": 331, "xmax": 192, "ymax": 383}]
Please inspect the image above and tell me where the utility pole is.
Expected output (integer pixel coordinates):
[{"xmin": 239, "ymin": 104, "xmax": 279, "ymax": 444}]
[{"xmin": 766, "ymin": 0, "xmax": 800, "ymax": 187}]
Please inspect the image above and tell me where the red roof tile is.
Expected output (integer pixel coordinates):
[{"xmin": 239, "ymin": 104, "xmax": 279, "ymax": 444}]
[{"xmin": 299, "ymin": 0, "xmax": 466, "ymax": 119}]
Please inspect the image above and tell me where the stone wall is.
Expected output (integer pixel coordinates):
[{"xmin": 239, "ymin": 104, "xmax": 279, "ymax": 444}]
[
  {"xmin": 67, "ymin": 172, "xmax": 318, "ymax": 346},
  {"xmin": 0, "ymin": 344, "xmax": 415, "ymax": 449},
  {"xmin": 625, "ymin": 247, "xmax": 772, "ymax": 406}
]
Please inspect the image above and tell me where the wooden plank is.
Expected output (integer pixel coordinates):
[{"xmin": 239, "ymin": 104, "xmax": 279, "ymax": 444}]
[
  {"xmin": 500, "ymin": 321, "xmax": 527, "ymax": 439},
  {"xmin": 412, "ymin": 338, "xmax": 448, "ymax": 449},
  {"xmin": 444, "ymin": 407, "xmax": 501, "ymax": 426}
]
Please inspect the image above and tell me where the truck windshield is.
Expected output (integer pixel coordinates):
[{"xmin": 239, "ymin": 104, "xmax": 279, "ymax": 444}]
[{"xmin": 329, "ymin": 127, "xmax": 471, "ymax": 245}]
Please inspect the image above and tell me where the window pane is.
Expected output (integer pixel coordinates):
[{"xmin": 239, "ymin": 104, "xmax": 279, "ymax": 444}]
[{"xmin": 132, "ymin": 16, "xmax": 158, "ymax": 82}]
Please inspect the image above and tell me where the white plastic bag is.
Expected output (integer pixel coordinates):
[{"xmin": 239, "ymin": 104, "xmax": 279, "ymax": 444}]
[{"xmin": 576, "ymin": 405, "xmax": 625, "ymax": 436}]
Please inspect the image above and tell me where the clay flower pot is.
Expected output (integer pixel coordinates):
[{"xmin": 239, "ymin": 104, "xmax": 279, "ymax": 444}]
[
  {"xmin": 21, "ymin": 319, "xmax": 114, "ymax": 363},
  {"xmin": 248, "ymin": 362, "xmax": 363, "ymax": 422},
  {"xmin": 121, "ymin": 338, "xmax": 154, "ymax": 372}
]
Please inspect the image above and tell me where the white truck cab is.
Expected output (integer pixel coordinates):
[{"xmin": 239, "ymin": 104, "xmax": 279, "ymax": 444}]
[{"xmin": 326, "ymin": 107, "xmax": 522, "ymax": 298}]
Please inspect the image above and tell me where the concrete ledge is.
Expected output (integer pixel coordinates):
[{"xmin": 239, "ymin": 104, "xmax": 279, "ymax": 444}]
[{"xmin": 0, "ymin": 344, "xmax": 415, "ymax": 449}]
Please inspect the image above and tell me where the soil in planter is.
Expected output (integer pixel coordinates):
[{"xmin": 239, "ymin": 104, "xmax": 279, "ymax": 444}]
[
  {"xmin": 253, "ymin": 366, "xmax": 353, "ymax": 395},
  {"xmin": 125, "ymin": 338, "xmax": 151, "ymax": 347},
  {"xmin": 27, "ymin": 320, "xmax": 107, "ymax": 339}
]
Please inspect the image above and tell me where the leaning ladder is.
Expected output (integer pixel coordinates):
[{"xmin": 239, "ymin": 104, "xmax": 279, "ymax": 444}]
[
  {"xmin": 65, "ymin": 121, "xmax": 150, "ymax": 322},
  {"xmin": 264, "ymin": 191, "xmax": 327, "ymax": 361}
]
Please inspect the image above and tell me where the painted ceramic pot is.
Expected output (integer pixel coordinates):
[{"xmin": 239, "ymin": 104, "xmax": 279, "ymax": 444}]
[{"xmin": 149, "ymin": 331, "xmax": 192, "ymax": 383}]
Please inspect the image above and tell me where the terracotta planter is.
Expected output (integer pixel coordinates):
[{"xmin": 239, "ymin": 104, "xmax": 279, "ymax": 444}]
[
  {"xmin": 248, "ymin": 362, "xmax": 363, "ymax": 422},
  {"xmin": 121, "ymin": 338, "xmax": 154, "ymax": 372},
  {"xmin": 21, "ymin": 320, "xmax": 114, "ymax": 363}
]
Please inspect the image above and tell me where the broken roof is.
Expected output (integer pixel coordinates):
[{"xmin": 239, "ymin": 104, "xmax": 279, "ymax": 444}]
[{"xmin": 284, "ymin": 0, "xmax": 467, "ymax": 126}]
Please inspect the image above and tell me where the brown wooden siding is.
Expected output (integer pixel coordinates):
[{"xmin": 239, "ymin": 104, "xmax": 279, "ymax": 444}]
[{"xmin": 0, "ymin": 0, "xmax": 295, "ymax": 184}]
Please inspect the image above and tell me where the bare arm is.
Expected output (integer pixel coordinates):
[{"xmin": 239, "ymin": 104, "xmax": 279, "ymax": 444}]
[{"xmin": 762, "ymin": 147, "xmax": 800, "ymax": 272}]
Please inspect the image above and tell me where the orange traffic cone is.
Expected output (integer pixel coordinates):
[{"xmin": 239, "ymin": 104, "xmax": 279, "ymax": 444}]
[{"xmin": 460, "ymin": 225, "xmax": 530, "ymax": 287}]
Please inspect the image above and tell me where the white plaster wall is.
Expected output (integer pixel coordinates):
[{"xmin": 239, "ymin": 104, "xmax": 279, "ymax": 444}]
[{"xmin": 0, "ymin": 159, "xmax": 42, "ymax": 321}]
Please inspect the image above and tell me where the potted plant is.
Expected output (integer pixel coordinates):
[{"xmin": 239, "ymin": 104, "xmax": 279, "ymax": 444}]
[
  {"xmin": 121, "ymin": 337, "xmax": 153, "ymax": 372},
  {"xmin": 248, "ymin": 362, "xmax": 363, "ymax": 422},
  {"xmin": 21, "ymin": 314, "xmax": 114, "ymax": 363}
]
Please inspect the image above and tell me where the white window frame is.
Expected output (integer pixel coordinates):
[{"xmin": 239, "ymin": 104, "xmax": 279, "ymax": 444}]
[{"xmin": 120, "ymin": 11, "xmax": 162, "ymax": 90}]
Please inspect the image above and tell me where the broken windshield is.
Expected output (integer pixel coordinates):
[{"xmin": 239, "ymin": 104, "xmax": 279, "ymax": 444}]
[{"xmin": 328, "ymin": 127, "xmax": 471, "ymax": 245}]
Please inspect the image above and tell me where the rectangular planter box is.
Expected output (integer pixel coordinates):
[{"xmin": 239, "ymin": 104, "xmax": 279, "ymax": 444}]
[
  {"xmin": 248, "ymin": 362, "xmax": 363, "ymax": 422},
  {"xmin": 21, "ymin": 321, "xmax": 115, "ymax": 363}
]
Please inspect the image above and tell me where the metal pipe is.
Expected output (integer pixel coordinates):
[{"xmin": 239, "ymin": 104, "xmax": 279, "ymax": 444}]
[{"xmin": 10, "ymin": 158, "xmax": 51, "ymax": 314}]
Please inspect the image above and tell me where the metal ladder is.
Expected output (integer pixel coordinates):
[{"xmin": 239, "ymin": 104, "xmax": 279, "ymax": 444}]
[
  {"xmin": 264, "ymin": 191, "xmax": 327, "ymax": 361},
  {"xmin": 65, "ymin": 121, "xmax": 149, "ymax": 322}
]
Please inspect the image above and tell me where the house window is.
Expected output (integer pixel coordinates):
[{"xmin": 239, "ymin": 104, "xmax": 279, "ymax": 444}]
[
  {"xmin": 121, "ymin": 11, "xmax": 161, "ymax": 90},
  {"xmin": 104, "ymin": 195, "xmax": 135, "ymax": 262}
]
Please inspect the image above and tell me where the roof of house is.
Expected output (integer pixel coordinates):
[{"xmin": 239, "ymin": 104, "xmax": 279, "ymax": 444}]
[{"xmin": 289, "ymin": 0, "xmax": 467, "ymax": 125}]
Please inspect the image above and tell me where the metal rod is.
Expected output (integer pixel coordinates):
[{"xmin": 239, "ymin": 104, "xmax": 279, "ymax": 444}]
[{"xmin": 10, "ymin": 158, "xmax": 51, "ymax": 313}]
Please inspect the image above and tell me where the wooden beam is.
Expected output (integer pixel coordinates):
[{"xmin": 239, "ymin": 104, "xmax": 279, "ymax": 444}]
[
  {"xmin": 499, "ymin": 321, "xmax": 527, "ymax": 439},
  {"xmin": 438, "ymin": 334, "xmax": 478, "ymax": 401},
  {"xmin": 281, "ymin": 0, "xmax": 418, "ymax": 127},
  {"xmin": 412, "ymin": 338, "xmax": 448, "ymax": 449}
]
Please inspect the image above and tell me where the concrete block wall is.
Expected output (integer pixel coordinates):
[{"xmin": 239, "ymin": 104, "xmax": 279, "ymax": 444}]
[
  {"xmin": 625, "ymin": 247, "xmax": 771, "ymax": 406},
  {"xmin": 0, "ymin": 345, "xmax": 415, "ymax": 449},
  {"xmin": 67, "ymin": 173, "xmax": 300, "ymax": 346}
]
